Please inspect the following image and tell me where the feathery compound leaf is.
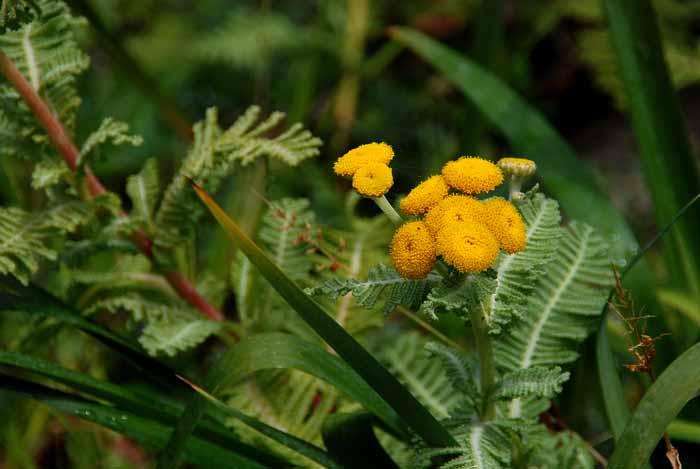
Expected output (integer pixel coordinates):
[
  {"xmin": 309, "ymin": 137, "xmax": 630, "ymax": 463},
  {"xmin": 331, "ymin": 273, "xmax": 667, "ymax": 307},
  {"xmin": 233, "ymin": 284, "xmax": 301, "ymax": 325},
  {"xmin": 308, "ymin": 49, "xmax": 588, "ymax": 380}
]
[
  {"xmin": 494, "ymin": 367, "xmax": 569, "ymax": 400},
  {"xmin": 0, "ymin": 0, "xmax": 88, "ymax": 156},
  {"xmin": 376, "ymin": 331, "xmax": 462, "ymax": 420},
  {"xmin": 419, "ymin": 272, "xmax": 494, "ymax": 321},
  {"xmin": 0, "ymin": 0, "xmax": 39, "ymax": 32},
  {"xmin": 424, "ymin": 342, "xmax": 476, "ymax": 397},
  {"xmin": 413, "ymin": 422, "xmax": 511, "ymax": 469},
  {"xmin": 0, "ymin": 201, "xmax": 92, "ymax": 284},
  {"xmin": 78, "ymin": 117, "xmax": 143, "ymax": 167},
  {"xmin": 495, "ymin": 221, "xmax": 614, "ymax": 418},
  {"xmin": 307, "ymin": 264, "xmax": 438, "ymax": 314},
  {"xmin": 126, "ymin": 158, "xmax": 160, "ymax": 230},
  {"xmin": 154, "ymin": 107, "xmax": 321, "ymax": 250},
  {"xmin": 487, "ymin": 193, "xmax": 562, "ymax": 334}
]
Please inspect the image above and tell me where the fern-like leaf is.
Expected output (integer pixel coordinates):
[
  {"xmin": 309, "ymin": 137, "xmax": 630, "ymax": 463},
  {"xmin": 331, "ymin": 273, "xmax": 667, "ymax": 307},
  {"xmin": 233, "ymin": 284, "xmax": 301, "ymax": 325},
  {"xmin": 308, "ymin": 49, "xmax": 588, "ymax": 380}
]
[
  {"xmin": 486, "ymin": 193, "xmax": 562, "ymax": 334},
  {"xmin": 78, "ymin": 117, "xmax": 142, "ymax": 167},
  {"xmin": 493, "ymin": 366, "xmax": 569, "ymax": 400},
  {"xmin": 126, "ymin": 158, "xmax": 160, "ymax": 231},
  {"xmin": 154, "ymin": 107, "xmax": 321, "ymax": 251},
  {"xmin": 0, "ymin": 201, "xmax": 92, "ymax": 284},
  {"xmin": 0, "ymin": 0, "xmax": 88, "ymax": 159},
  {"xmin": 495, "ymin": 221, "xmax": 613, "ymax": 418},
  {"xmin": 0, "ymin": 0, "xmax": 39, "ymax": 32},
  {"xmin": 307, "ymin": 264, "xmax": 438, "ymax": 315}
]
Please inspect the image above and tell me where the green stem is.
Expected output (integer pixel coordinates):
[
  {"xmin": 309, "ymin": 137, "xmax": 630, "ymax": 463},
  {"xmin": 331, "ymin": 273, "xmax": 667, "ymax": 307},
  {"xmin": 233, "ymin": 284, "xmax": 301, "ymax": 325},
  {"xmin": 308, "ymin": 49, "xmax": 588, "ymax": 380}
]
[
  {"xmin": 469, "ymin": 291, "xmax": 496, "ymax": 420},
  {"xmin": 373, "ymin": 195, "xmax": 403, "ymax": 226}
]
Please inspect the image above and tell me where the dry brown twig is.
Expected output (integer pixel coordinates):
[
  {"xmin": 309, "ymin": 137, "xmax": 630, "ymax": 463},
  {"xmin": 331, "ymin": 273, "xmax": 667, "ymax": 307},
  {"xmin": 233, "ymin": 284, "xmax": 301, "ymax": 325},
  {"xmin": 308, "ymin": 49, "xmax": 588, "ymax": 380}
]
[{"xmin": 609, "ymin": 267, "xmax": 679, "ymax": 469}]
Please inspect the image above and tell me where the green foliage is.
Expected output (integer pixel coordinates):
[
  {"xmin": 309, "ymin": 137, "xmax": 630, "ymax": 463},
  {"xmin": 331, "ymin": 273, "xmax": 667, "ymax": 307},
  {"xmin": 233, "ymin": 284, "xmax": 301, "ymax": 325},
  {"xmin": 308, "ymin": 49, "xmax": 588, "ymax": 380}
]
[
  {"xmin": 78, "ymin": 117, "xmax": 143, "ymax": 168},
  {"xmin": 0, "ymin": 0, "xmax": 88, "ymax": 159},
  {"xmin": 153, "ymin": 106, "xmax": 322, "ymax": 251},
  {"xmin": 0, "ymin": 0, "xmax": 39, "ymax": 33},
  {"xmin": 307, "ymin": 263, "xmax": 438, "ymax": 315},
  {"xmin": 126, "ymin": 158, "xmax": 160, "ymax": 230},
  {"xmin": 494, "ymin": 366, "xmax": 569, "ymax": 400},
  {"xmin": 0, "ymin": 200, "xmax": 93, "ymax": 284}
]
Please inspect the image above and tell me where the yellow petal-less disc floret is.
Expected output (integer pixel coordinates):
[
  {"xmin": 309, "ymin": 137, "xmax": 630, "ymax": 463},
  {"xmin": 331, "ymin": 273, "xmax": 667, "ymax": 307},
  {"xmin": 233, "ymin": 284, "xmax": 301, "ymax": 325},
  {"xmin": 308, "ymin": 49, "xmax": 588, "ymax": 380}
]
[
  {"xmin": 400, "ymin": 175, "xmax": 449, "ymax": 215},
  {"xmin": 442, "ymin": 156, "xmax": 504, "ymax": 194},
  {"xmin": 390, "ymin": 221, "xmax": 437, "ymax": 279},
  {"xmin": 481, "ymin": 197, "xmax": 527, "ymax": 254},
  {"xmin": 436, "ymin": 221, "xmax": 499, "ymax": 273},
  {"xmin": 352, "ymin": 162, "xmax": 393, "ymax": 198},
  {"xmin": 424, "ymin": 195, "xmax": 486, "ymax": 235},
  {"xmin": 333, "ymin": 142, "xmax": 395, "ymax": 178},
  {"xmin": 497, "ymin": 157, "xmax": 537, "ymax": 178}
]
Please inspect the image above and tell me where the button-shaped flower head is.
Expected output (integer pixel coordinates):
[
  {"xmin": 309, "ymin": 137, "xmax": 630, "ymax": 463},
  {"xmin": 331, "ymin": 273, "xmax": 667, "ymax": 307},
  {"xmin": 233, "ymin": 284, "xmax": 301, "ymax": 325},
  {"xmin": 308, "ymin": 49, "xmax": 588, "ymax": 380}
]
[
  {"xmin": 442, "ymin": 156, "xmax": 504, "ymax": 194},
  {"xmin": 390, "ymin": 221, "xmax": 437, "ymax": 279},
  {"xmin": 481, "ymin": 197, "xmax": 526, "ymax": 254},
  {"xmin": 425, "ymin": 195, "xmax": 486, "ymax": 235},
  {"xmin": 436, "ymin": 221, "xmax": 499, "ymax": 273},
  {"xmin": 352, "ymin": 161, "xmax": 393, "ymax": 198},
  {"xmin": 400, "ymin": 175, "xmax": 449, "ymax": 215},
  {"xmin": 333, "ymin": 142, "xmax": 394, "ymax": 178},
  {"xmin": 497, "ymin": 157, "xmax": 537, "ymax": 179}
]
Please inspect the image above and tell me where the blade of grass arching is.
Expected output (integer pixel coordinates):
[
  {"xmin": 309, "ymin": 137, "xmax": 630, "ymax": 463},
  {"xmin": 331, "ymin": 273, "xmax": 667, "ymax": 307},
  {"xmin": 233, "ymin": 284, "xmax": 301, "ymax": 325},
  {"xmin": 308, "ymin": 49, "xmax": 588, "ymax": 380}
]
[
  {"xmin": 190, "ymin": 182, "xmax": 456, "ymax": 449},
  {"xmin": 0, "ymin": 276, "xmax": 176, "ymax": 387},
  {"xmin": 0, "ymin": 374, "xmax": 266, "ymax": 469},
  {"xmin": 667, "ymin": 419, "xmax": 700, "ymax": 445},
  {"xmin": 596, "ymin": 192, "xmax": 700, "ymax": 446},
  {"xmin": 388, "ymin": 27, "xmax": 637, "ymax": 265},
  {"xmin": 322, "ymin": 412, "xmax": 398, "ymax": 469},
  {"xmin": 604, "ymin": 0, "xmax": 700, "ymax": 300},
  {"xmin": 0, "ymin": 350, "xmax": 288, "ymax": 467},
  {"xmin": 159, "ymin": 332, "xmax": 409, "ymax": 468},
  {"xmin": 178, "ymin": 375, "xmax": 344, "ymax": 469},
  {"xmin": 607, "ymin": 341, "xmax": 700, "ymax": 468}
]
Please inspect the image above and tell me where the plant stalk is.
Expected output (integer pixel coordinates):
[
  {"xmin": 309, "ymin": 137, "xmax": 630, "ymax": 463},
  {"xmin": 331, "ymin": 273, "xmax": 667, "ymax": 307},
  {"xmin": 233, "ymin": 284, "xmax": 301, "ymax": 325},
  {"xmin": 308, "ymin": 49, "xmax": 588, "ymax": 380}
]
[
  {"xmin": 469, "ymin": 295, "xmax": 496, "ymax": 420},
  {"xmin": 373, "ymin": 195, "xmax": 403, "ymax": 226},
  {"xmin": 0, "ymin": 48, "xmax": 225, "ymax": 323}
]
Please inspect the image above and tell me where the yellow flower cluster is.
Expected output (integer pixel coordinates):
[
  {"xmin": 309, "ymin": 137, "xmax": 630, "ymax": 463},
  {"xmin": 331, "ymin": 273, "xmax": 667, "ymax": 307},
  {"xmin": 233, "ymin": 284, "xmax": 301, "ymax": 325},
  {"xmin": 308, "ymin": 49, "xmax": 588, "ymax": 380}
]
[
  {"xmin": 390, "ymin": 156, "xmax": 529, "ymax": 278},
  {"xmin": 333, "ymin": 142, "xmax": 394, "ymax": 198}
]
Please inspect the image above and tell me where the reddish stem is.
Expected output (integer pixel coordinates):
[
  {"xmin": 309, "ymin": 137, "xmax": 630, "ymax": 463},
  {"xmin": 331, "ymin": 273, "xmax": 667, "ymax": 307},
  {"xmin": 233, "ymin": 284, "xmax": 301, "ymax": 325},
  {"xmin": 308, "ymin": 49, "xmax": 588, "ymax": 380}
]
[{"xmin": 0, "ymin": 49, "xmax": 225, "ymax": 323}]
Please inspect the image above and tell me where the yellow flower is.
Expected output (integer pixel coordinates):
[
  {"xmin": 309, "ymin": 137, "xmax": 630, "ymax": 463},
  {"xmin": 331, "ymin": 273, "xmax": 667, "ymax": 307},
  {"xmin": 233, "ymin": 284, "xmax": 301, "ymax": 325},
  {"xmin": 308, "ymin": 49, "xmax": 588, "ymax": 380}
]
[
  {"xmin": 442, "ymin": 157, "xmax": 504, "ymax": 194},
  {"xmin": 352, "ymin": 162, "xmax": 393, "ymax": 198},
  {"xmin": 390, "ymin": 221, "xmax": 437, "ymax": 279},
  {"xmin": 424, "ymin": 195, "xmax": 486, "ymax": 235},
  {"xmin": 333, "ymin": 142, "xmax": 394, "ymax": 177},
  {"xmin": 497, "ymin": 157, "xmax": 537, "ymax": 178},
  {"xmin": 400, "ymin": 175, "xmax": 449, "ymax": 215},
  {"xmin": 481, "ymin": 197, "xmax": 526, "ymax": 254},
  {"xmin": 436, "ymin": 221, "xmax": 499, "ymax": 273}
]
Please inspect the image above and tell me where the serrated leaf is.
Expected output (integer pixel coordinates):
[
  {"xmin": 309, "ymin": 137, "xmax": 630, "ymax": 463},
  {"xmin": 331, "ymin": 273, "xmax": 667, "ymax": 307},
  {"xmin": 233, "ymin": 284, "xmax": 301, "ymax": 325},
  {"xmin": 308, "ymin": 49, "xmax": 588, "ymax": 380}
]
[
  {"xmin": 0, "ymin": 201, "xmax": 93, "ymax": 284},
  {"xmin": 126, "ymin": 158, "xmax": 160, "ymax": 230},
  {"xmin": 0, "ymin": 0, "xmax": 40, "ymax": 32},
  {"xmin": 140, "ymin": 317, "xmax": 221, "ymax": 357},
  {"xmin": 494, "ymin": 366, "xmax": 569, "ymax": 400},
  {"xmin": 30, "ymin": 158, "xmax": 69, "ymax": 189},
  {"xmin": 154, "ymin": 107, "xmax": 321, "ymax": 251},
  {"xmin": 486, "ymin": 193, "xmax": 562, "ymax": 334},
  {"xmin": 307, "ymin": 264, "xmax": 437, "ymax": 315},
  {"xmin": 78, "ymin": 117, "xmax": 142, "ymax": 167}
]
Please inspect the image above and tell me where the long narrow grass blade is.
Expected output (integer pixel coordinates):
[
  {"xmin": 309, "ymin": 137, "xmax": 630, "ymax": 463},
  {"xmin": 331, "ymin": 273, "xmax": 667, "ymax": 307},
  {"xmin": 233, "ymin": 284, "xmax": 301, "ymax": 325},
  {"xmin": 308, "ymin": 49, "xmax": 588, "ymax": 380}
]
[
  {"xmin": 607, "ymin": 341, "xmax": 700, "ymax": 468},
  {"xmin": 178, "ymin": 375, "xmax": 344, "ymax": 469},
  {"xmin": 1, "ymin": 374, "xmax": 266, "ymax": 469},
  {"xmin": 190, "ymin": 181, "xmax": 455, "ymax": 449},
  {"xmin": 322, "ymin": 412, "xmax": 398, "ymax": 469},
  {"xmin": 604, "ymin": 0, "xmax": 700, "ymax": 298}
]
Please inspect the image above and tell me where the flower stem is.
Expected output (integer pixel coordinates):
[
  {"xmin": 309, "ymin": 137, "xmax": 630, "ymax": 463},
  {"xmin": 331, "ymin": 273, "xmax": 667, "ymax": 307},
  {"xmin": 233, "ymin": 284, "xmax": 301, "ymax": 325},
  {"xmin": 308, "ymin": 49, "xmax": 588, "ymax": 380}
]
[
  {"xmin": 469, "ymin": 295, "xmax": 497, "ymax": 420},
  {"xmin": 373, "ymin": 195, "xmax": 403, "ymax": 226},
  {"xmin": 0, "ymin": 48, "xmax": 227, "ymax": 324}
]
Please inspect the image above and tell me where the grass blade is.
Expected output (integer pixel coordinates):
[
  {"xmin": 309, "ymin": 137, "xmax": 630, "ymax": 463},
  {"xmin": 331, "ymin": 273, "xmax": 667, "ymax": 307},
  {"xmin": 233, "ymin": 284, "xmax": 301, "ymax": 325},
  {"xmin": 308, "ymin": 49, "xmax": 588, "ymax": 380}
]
[
  {"xmin": 190, "ymin": 181, "xmax": 456, "ymax": 448},
  {"xmin": 667, "ymin": 419, "xmax": 700, "ymax": 445},
  {"xmin": 607, "ymin": 341, "xmax": 700, "ymax": 468},
  {"xmin": 604, "ymin": 0, "xmax": 700, "ymax": 299},
  {"xmin": 178, "ymin": 375, "xmax": 344, "ymax": 469},
  {"xmin": 0, "ymin": 374, "xmax": 266, "ymax": 469}
]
